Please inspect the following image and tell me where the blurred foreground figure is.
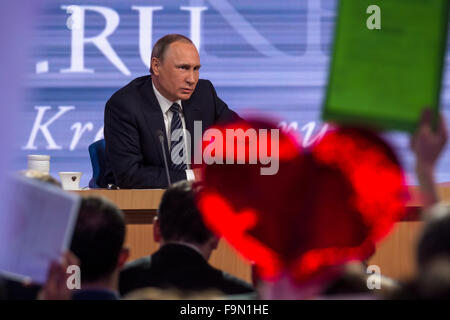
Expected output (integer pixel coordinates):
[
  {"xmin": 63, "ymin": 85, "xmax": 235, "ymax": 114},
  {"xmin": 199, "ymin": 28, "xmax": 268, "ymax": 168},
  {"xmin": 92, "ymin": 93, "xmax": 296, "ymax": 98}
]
[
  {"xmin": 39, "ymin": 196, "xmax": 128, "ymax": 300},
  {"xmin": 390, "ymin": 110, "xmax": 450, "ymax": 299},
  {"xmin": 20, "ymin": 169, "xmax": 61, "ymax": 187},
  {"xmin": 195, "ymin": 119, "xmax": 408, "ymax": 299},
  {"xmin": 69, "ymin": 196, "xmax": 129, "ymax": 300},
  {"xmin": 397, "ymin": 214, "xmax": 450, "ymax": 299},
  {"xmin": 119, "ymin": 181, "xmax": 254, "ymax": 297}
]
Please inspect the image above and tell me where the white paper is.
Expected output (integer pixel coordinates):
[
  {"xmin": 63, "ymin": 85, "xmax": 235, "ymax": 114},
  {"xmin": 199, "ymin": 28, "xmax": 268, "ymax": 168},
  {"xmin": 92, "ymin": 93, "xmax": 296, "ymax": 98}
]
[{"xmin": 0, "ymin": 175, "xmax": 80, "ymax": 284}]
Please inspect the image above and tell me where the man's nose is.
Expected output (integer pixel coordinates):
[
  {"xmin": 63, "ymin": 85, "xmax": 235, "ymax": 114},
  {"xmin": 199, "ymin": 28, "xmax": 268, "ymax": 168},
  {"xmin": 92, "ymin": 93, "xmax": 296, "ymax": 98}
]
[{"xmin": 186, "ymin": 71, "xmax": 195, "ymax": 85}]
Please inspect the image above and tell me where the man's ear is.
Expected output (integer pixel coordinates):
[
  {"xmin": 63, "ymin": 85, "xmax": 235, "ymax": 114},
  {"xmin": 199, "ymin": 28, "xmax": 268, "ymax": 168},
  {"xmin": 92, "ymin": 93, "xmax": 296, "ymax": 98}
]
[
  {"xmin": 151, "ymin": 57, "xmax": 160, "ymax": 76},
  {"xmin": 117, "ymin": 247, "xmax": 130, "ymax": 269},
  {"xmin": 210, "ymin": 236, "xmax": 219, "ymax": 251},
  {"xmin": 153, "ymin": 216, "xmax": 161, "ymax": 242}
]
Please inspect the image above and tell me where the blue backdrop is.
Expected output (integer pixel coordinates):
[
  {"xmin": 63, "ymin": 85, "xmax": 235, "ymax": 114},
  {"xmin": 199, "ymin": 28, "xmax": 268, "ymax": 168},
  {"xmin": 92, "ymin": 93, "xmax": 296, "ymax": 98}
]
[{"xmin": 18, "ymin": 0, "xmax": 450, "ymax": 187}]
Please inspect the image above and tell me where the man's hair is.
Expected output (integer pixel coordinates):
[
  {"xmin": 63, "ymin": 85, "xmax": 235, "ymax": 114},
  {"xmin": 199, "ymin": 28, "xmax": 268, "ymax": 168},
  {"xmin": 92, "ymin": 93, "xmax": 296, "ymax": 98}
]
[
  {"xmin": 150, "ymin": 34, "xmax": 194, "ymax": 74},
  {"xmin": 157, "ymin": 180, "xmax": 214, "ymax": 245},
  {"xmin": 70, "ymin": 196, "xmax": 126, "ymax": 282}
]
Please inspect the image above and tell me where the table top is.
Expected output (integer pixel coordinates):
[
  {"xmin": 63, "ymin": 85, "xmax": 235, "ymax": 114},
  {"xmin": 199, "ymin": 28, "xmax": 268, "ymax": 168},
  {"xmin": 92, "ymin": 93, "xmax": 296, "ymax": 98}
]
[
  {"xmin": 74, "ymin": 185, "xmax": 450, "ymax": 217},
  {"xmin": 75, "ymin": 188, "xmax": 165, "ymax": 210}
]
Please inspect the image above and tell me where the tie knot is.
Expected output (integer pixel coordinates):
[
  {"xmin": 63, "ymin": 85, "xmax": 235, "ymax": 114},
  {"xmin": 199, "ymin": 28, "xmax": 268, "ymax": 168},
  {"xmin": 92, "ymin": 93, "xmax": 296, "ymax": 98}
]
[{"xmin": 170, "ymin": 103, "xmax": 182, "ymax": 114}]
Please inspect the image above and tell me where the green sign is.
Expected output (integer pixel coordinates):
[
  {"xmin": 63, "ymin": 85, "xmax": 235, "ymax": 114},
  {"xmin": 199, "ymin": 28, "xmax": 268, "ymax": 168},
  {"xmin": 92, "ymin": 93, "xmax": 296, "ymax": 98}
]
[{"xmin": 323, "ymin": 0, "xmax": 449, "ymax": 132}]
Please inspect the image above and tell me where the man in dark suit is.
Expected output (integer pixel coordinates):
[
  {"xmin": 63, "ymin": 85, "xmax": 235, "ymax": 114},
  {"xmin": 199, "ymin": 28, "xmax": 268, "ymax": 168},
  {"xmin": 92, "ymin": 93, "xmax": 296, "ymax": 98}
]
[
  {"xmin": 102, "ymin": 34, "xmax": 240, "ymax": 189},
  {"xmin": 119, "ymin": 180, "xmax": 254, "ymax": 296}
]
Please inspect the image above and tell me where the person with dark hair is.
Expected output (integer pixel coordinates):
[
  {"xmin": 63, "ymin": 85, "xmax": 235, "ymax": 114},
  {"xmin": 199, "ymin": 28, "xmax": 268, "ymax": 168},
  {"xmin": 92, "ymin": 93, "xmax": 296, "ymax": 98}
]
[
  {"xmin": 70, "ymin": 196, "xmax": 129, "ymax": 300},
  {"xmin": 409, "ymin": 110, "xmax": 450, "ymax": 299},
  {"xmin": 20, "ymin": 169, "xmax": 61, "ymax": 187},
  {"xmin": 417, "ymin": 211, "xmax": 450, "ymax": 269},
  {"xmin": 119, "ymin": 180, "xmax": 254, "ymax": 296},
  {"xmin": 389, "ymin": 109, "xmax": 450, "ymax": 299},
  {"xmin": 102, "ymin": 33, "xmax": 240, "ymax": 189},
  {"xmin": 390, "ymin": 214, "xmax": 450, "ymax": 300},
  {"xmin": 394, "ymin": 191, "xmax": 450, "ymax": 299},
  {"xmin": 401, "ymin": 211, "xmax": 450, "ymax": 299}
]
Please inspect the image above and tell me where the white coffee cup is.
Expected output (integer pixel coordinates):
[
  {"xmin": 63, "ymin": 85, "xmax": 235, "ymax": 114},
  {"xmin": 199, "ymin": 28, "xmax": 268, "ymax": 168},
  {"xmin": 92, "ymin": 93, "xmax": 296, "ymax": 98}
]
[
  {"xmin": 58, "ymin": 172, "xmax": 82, "ymax": 190},
  {"xmin": 27, "ymin": 155, "xmax": 50, "ymax": 173}
]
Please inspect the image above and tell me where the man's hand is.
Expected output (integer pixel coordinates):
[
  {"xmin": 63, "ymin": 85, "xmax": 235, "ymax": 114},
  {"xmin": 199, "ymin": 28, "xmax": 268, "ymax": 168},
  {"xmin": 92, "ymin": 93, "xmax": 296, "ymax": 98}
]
[
  {"xmin": 193, "ymin": 168, "xmax": 204, "ymax": 181},
  {"xmin": 411, "ymin": 109, "xmax": 447, "ymax": 168},
  {"xmin": 410, "ymin": 109, "xmax": 448, "ymax": 208},
  {"xmin": 38, "ymin": 251, "xmax": 79, "ymax": 300}
]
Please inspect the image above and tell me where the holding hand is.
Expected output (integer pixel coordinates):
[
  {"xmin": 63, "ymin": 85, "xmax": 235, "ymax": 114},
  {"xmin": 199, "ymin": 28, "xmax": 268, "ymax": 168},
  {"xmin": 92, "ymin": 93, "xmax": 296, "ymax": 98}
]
[
  {"xmin": 38, "ymin": 251, "xmax": 79, "ymax": 300},
  {"xmin": 410, "ymin": 109, "xmax": 448, "ymax": 208},
  {"xmin": 410, "ymin": 109, "xmax": 447, "ymax": 169}
]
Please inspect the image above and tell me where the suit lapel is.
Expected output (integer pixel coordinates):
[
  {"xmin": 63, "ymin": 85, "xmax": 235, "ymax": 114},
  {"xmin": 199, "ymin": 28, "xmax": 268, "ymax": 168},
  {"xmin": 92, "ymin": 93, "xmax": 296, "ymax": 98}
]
[{"xmin": 139, "ymin": 77, "xmax": 171, "ymax": 165}]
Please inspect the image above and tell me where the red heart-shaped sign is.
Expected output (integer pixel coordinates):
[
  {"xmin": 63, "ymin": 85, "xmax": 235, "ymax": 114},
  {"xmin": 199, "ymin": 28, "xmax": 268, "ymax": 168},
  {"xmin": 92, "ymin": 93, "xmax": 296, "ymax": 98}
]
[{"xmin": 195, "ymin": 119, "xmax": 408, "ymax": 283}]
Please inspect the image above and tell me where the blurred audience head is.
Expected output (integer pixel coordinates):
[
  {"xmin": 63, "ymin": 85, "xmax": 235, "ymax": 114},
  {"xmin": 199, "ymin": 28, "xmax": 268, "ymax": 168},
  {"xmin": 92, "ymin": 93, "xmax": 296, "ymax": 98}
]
[
  {"xmin": 322, "ymin": 262, "xmax": 399, "ymax": 299},
  {"xmin": 123, "ymin": 287, "xmax": 224, "ymax": 300},
  {"xmin": 155, "ymin": 180, "xmax": 218, "ymax": 260},
  {"xmin": 413, "ymin": 202, "xmax": 450, "ymax": 299},
  {"xmin": 417, "ymin": 208, "xmax": 450, "ymax": 270},
  {"xmin": 196, "ymin": 119, "xmax": 407, "ymax": 299},
  {"xmin": 70, "ymin": 196, "xmax": 128, "ymax": 285},
  {"xmin": 416, "ymin": 257, "xmax": 450, "ymax": 299},
  {"xmin": 390, "ymin": 256, "xmax": 450, "ymax": 300},
  {"xmin": 20, "ymin": 169, "xmax": 61, "ymax": 188}
]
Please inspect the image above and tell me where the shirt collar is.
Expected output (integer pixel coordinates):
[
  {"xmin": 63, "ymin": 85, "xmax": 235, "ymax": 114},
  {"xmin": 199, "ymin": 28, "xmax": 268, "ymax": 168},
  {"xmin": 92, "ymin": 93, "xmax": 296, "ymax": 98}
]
[
  {"xmin": 162, "ymin": 241, "xmax": 206, "ymax": 260},
  {"xmin": 152, "ymin": 81, "xmax": 182, "ymax": 114}
]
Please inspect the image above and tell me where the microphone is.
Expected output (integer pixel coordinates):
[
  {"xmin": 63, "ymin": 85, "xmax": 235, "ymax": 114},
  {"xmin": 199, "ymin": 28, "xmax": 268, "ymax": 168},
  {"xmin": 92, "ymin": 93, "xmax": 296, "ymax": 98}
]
[{"xmin": 156, "ymin": 130, "xmax": 172, "ymax": 186}]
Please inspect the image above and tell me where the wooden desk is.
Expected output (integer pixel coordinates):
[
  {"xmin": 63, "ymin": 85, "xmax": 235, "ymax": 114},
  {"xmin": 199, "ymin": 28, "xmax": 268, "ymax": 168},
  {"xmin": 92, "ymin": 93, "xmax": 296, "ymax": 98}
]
[{"xmin": 75, "ymin": 186, "xmax": 450, "ymax": 282}]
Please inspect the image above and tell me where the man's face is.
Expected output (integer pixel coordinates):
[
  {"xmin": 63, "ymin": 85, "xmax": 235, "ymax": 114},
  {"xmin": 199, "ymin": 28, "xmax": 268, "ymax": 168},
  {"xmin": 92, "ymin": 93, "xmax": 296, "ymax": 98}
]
[{"xmin": 152, "ymin": 41, "xmax": 201, "ymax": 102}]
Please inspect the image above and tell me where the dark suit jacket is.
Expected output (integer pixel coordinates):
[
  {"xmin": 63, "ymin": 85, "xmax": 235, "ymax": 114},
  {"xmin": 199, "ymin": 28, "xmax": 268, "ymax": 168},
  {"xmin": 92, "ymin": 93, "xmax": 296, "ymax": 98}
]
[
  {"xmin": 102, "ymin": 76, "xmax": 240, "ymax": 188},
  {"xmin": 119, "ymin": 244, "xmax": 254, "ymax": 296},
  {"xmin": 1, "ymin": 277, "xmax": 40, "ymax": 300},
  {"xmin": 72, "ymin": 289, "xmax": 120, "ymax": 300}
]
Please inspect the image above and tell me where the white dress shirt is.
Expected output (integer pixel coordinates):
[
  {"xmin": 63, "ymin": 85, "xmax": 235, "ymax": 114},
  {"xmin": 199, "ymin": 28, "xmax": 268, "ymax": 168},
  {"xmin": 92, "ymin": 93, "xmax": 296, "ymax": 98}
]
[{"xmin": 152, "ymin": 81, "xmax": 195, "ymax": 181}]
